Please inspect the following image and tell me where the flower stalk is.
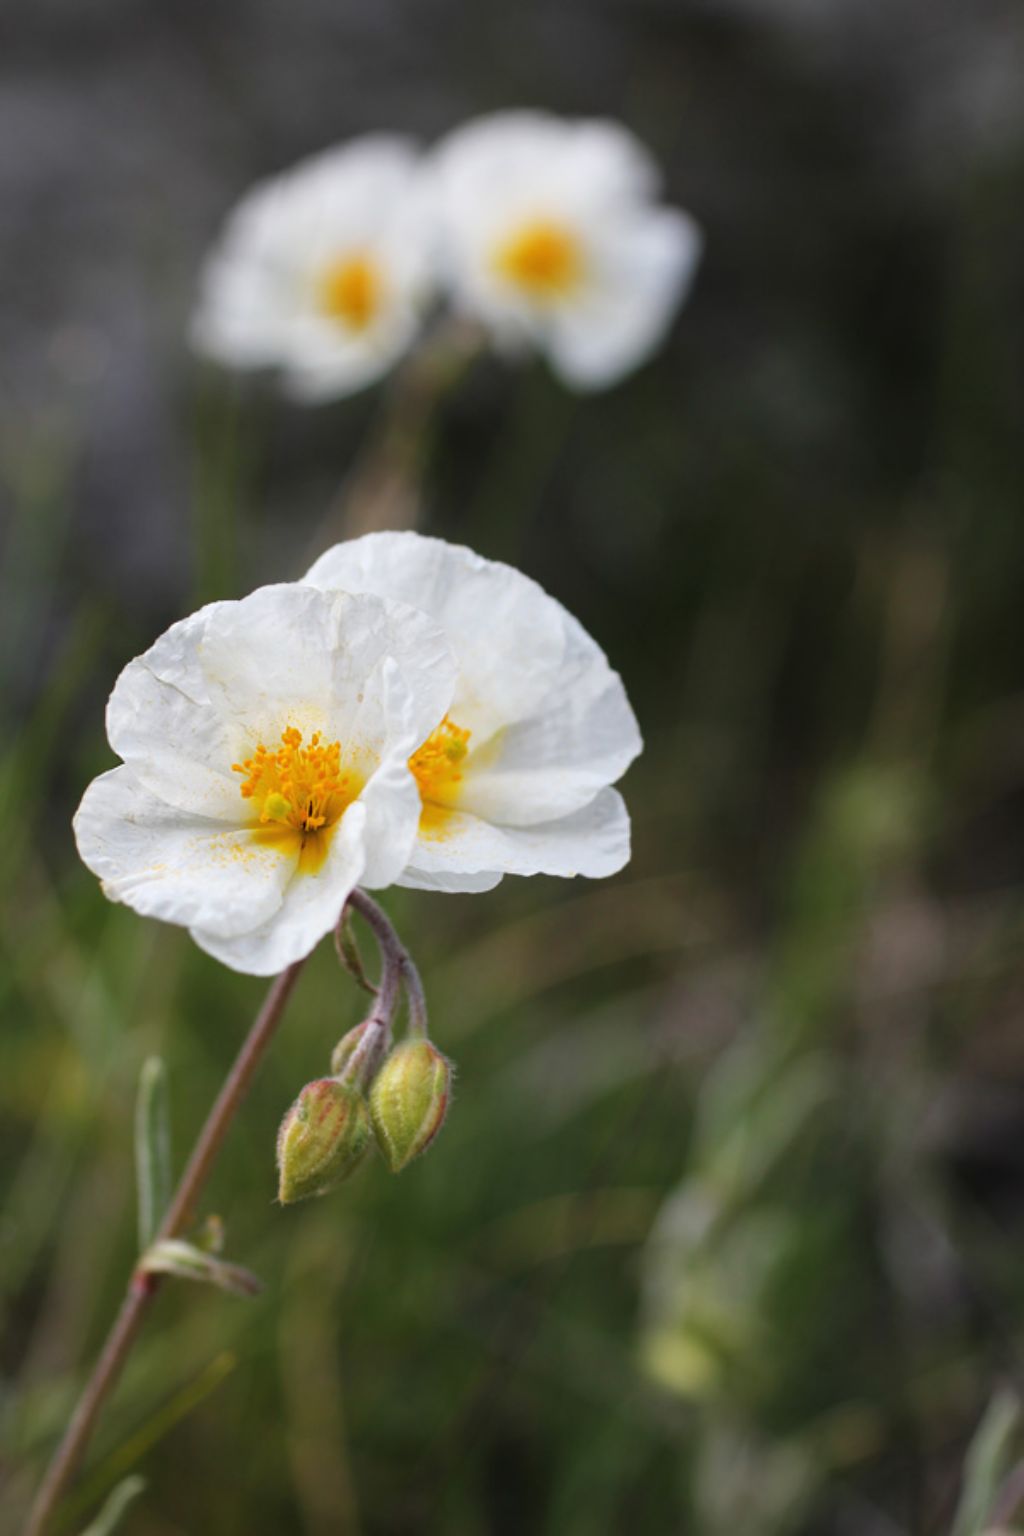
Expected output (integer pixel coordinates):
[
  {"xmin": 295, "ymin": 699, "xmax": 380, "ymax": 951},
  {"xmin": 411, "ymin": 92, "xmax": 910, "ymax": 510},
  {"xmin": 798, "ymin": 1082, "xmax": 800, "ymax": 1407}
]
[
  {"xmin": 321, "ymin": 317, "xmax": 481, "ymax": 543},
  {"xmin": 25, "ymin": 889, "xmax": 422, "ymax": 1536},
  {"xmin": 24, "ymin": 957, "xmax": 306, "ymax": 1536},
  {"xmin": 331, "ymin": 889, "xmax": 428, "ymax": 1088},
  {"xmin": 340, "ymin": 888, "xmax": 428, "ymax": 1046}
]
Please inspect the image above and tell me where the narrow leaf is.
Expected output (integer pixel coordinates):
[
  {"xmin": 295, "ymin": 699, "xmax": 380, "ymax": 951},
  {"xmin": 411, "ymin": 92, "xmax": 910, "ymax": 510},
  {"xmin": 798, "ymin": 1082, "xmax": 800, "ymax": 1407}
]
[
  {"xmin": 953, "ymin": 1391, "xmax": 1023, "ymax": 1536},
  {"xmin": 78, "ymin": 1475, "xmax": 146, "ymax": 1536},
  {"xmin": 984, "ymin": 1461, "xmax": 1024, "ymax": 1533},
  {"xmin": 63, "ymin": 1354, "xmax": 236, "ymax": 1527},
  {"xmin": 134, "ymin": 1057, "xmax": 171, "ymax": 1251},
  {"xmin": 335, "ymin": 911, "xmax": 377, "ymax": 995},
  {"xmin": 139, "ymin": 1238, "xmax": 263, "ymax": 1298}
]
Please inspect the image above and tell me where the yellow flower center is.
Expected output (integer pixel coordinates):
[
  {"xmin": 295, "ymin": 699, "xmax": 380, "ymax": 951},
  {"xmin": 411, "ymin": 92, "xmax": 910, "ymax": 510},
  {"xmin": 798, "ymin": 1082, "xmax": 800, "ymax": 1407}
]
[
  {"xmin": 492, "ymin": 219, "xmax": 583, "ymax": 299},
  {"xmin": 233, "ymin": 727, "xmax": 358, "ymax": 838},
  {"xmin": 409, "ymin": 716, "xmax": 471, "ymax": 818},
  {"xmin": 317, "ymin": 254, "xmax": 383, "ymax": 331}
]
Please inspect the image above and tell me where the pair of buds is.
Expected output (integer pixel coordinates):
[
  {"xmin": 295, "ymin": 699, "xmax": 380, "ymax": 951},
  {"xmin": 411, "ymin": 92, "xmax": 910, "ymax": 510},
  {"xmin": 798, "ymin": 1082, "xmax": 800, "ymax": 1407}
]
[{"xmin": 276, "ymin": 1030, "xmax": 452, "ymax": 1204}]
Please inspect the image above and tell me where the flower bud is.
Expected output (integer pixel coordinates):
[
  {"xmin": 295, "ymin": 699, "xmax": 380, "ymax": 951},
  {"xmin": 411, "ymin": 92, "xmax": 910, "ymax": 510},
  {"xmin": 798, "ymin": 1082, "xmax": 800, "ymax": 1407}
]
[
  {"xmin": 330, "ymin": 1022, "xmax": 370, "ymax": 1077},
  {"xmin": 369, "ymin": 1040, "xmax": 452, "ymax": 1173},
  {"xmin": 276, "ymin": 1078, "xmax": 371, "ymax": 1204}
]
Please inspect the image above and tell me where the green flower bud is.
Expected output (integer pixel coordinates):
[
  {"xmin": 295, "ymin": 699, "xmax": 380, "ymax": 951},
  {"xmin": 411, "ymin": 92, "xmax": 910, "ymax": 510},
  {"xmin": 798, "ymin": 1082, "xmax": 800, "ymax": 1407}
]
[
  {"xmin": 369, "ymin": 1040, "xmax": 452, "ymax": 1173},
  {"xmin": 277, "ymin": 1078, "xmax": 371, "ymax": 1204},
  {"xmin": 330, "ymin": 1022, "xmax": 370, "ymax": 1077}
]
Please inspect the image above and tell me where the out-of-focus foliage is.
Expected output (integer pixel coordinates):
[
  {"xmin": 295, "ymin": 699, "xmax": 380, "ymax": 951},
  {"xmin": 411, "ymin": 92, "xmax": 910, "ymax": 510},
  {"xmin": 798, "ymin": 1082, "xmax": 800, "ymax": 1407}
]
[
  {"xmin": 3, "ymin": 0, "xmax": 1024, "ymax": 1532},
  {"xmin": 951, "ymin": 1392, "xmax": 1024, "ymax": 1536},
  {"xmin": 77, "ymin": 1476, "xmax": 146, "ymax": 1536}
]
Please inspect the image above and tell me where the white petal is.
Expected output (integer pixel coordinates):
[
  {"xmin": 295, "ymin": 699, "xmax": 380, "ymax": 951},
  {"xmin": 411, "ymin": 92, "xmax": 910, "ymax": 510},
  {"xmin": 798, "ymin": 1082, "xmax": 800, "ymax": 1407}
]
[
  {"xmin": 107, "ymin": 584, "xmax": 455, "ymax": 821},
  {"xmin": 303, "ymin": 533, "xmax": 641, "ymax": 822},
  {"xmin": 398, "ymin": 866, "xmax": 505, "ymax": 894},
  {"xmin": 432, "ymin": 112, "xmax": 659, "ymax": 241},
  {"xmin": 192, "ymin": 800, "xmax": 368, "ymax": 975},
  {"xmin": 191, "ymin": 136, "xmax": 436, "ymax": 401},
  {"xmin": 429, "ymin": 110, "xmax": 697, "ymax": 387},
  {"xmin": 277, "ymin": 309, "xmax": 424, "ymax": 401},
  {"xmin": 400, "ymin": 787, "xmax": 631, "ymax": 891},
  {"xmin": 350, "ymin": 656, "xmax": 435, "ymax": 889},
  {"xmin": 106, "ymin": 600, "xmax": 251, "ymax": 822},
  {"xmin": 545, "ymin": 209, "xmax": 703, "ymax": 389},
  {"xmin": 73, "ymin": 766, "xmax": 294, "ymax": 938},
  {"xmin": 198, "ymin": 584, "xmax": 454, "ymax": 752},
  {"xmin": 79, "ymin": 578, "xmax": 457, "ymax": 973}
]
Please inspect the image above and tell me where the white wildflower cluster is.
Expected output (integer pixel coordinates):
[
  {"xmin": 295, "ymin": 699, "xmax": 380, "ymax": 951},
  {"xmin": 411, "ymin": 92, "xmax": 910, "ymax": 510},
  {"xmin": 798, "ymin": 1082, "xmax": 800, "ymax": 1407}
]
[
  {"xmin": 192, "ymin": 111, "xmax": 702, "ymax": 398},
  {"xmin": 75, "ymin": 533, "xmax": 642, "ymax": 975}
]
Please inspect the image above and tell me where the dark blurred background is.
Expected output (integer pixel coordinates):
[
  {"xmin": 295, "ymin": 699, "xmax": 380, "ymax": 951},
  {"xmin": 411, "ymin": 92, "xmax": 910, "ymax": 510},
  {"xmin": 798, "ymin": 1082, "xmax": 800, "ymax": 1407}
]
[{"xmin": 3, "ymin": 2, "xmax": 1024, "ymax": 1533}]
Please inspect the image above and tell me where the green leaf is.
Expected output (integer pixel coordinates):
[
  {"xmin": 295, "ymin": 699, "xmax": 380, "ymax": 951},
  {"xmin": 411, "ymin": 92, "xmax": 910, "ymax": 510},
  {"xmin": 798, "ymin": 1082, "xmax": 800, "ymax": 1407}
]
[
  {"xmin": 953, "ymin": 1391, "xmax": 1023, "ymax": 1536},
  {"xmin": 134, "ymin": 1057, "xmax": 171, "ymax": 1252},
  {"xmin": 334, "ymin": 911, "xmax": 377, "ymax": 995},
  {"xmin": 139, "ymin": 1239, "xmax": 263, "ymax": 1298},
  {"xmin": 78, "ymin": 1475, "xmax": 145, "ymax": 1536}
]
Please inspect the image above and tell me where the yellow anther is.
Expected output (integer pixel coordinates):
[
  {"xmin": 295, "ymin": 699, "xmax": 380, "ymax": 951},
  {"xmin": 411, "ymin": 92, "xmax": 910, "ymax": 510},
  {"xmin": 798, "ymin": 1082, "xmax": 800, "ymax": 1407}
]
[
  {"xmin": 410, "ymin": 716, "xmax": 471, "ymax": 806},
  {"xmin": 233, "ymin": 726, "xmax": 355, "ymax": 837},
  {"xmin": 492, "ymin": 220, "xmax": 583, "ymax": 298},
  {"xmin": 317, "ymin": 254, "xmax": 382, "ymax": 331}
]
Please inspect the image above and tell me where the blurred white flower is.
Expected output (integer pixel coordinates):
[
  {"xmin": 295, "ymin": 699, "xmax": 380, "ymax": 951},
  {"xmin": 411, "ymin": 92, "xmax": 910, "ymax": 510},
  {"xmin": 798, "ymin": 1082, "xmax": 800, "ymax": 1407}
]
[
  {"xmin": 191, "ymin": 138, "xmax": 436, "ymax": 401},
  {"xmin": 429, "ymin": 110, "xmax": 702, "ymax": 390},
  {"xmin": 74, "ymin": 584, "xmax": 455, "ymax": 974},
  {"xmin": 303, "ymin": 531, "xmax": 642, "ymax": 892}
]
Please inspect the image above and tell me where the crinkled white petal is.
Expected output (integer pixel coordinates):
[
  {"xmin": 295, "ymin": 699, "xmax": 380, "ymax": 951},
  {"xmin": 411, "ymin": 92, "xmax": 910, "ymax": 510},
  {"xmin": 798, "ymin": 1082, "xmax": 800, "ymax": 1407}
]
[
  {"xmin": 191, "ymin": 136, "xmax": 437, "ymax": 401},
  {"xmin": 73, "ymin": 766, "xmax": 294, "ymax": 938},
  {"xmin": 107, "ymin": 583, "xmax": 455, "ymax": 821},
  {"xmin": 348, "ymin": 655, "xmax": 434, "ymax": 890},
  {"xmin": 105, "ymin": 606, "xmax": 251, "ymax": 823},
  {"xmin": 400, "ymin": 787, "xmax": 631, "ymax": 891},
  {"xmin": 191, "ymin": 800, "xmax": 369, "ymax": 975},
  {"xmin": 198, "ymin": 585, "xmax": 455, "ymax": 759},
  {"xmin": 303, "ymin": 533, "xmax": 642, "ymax": 823},
  {"xmin": 80, "ymin": 582, "xmax": 457, "ymax": 974}
]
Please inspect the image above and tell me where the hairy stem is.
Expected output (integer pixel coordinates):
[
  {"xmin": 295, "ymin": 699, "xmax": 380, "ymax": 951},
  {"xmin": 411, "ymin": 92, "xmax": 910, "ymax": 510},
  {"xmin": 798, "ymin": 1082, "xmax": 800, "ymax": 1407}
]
[
  {"xmin": 343, "ymin": 888, "xmax": 428, "ymax": 1042},
  {"xmin": 24, "ymin": 956, "xmax": 308, "ymax": 1536}
]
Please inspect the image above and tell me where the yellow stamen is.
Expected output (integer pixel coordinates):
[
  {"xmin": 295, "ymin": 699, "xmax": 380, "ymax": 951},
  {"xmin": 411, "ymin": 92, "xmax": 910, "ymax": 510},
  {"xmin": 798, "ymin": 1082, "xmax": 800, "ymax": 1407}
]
[
  {"xmin": 409, "ymin": 716, "xmax": 471, "ymax": 808},
  {"xmin": 317, "ymin": 254, "xmax": 382, "ymax": 331},
  {"xmin": 492, "ymin": 219, "xmax": 583, "ymax": 298},
  {"xmin": 233, "ymin": 727, "xmax": 358, "ymax": 843}
]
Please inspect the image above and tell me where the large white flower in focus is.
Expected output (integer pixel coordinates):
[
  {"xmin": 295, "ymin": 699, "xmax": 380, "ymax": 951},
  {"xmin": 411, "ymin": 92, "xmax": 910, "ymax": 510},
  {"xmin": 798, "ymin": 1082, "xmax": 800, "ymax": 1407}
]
[
  {"xmin": 303, "ymin": 532, "xmax": 642, "ymax": 893},
  {"xmin": 74, "ymin": 585, "xmax": 456, "ymax": 974},
  {"xmin": 191, "ymin": 138, "xmax": 435, "ymax": 401},
  {"xmin": 429, "ymin": 111, "xmax": 702, "ymax": 390}
]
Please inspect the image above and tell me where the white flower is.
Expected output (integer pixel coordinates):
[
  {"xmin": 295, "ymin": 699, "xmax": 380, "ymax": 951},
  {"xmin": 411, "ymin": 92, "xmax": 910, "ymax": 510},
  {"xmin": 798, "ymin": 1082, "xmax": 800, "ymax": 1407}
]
[
  {"xmin": 74, "ymin": 584, "xmax": 456, "ymax": 974},
  {"xmin": 191, "ymin": 137, "xmax": 436, "ymax": 402},
  {"xmin": 303, "ymin": 532, "xmax": 642, "ymax": 893},
  {"xmin": 429, "ymin": 110, "xmax": 702, "ymax": 390}
]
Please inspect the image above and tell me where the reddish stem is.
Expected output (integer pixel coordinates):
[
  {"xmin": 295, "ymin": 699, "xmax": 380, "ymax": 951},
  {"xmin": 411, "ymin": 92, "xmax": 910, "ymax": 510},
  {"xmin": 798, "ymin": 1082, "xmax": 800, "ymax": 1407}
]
[{"xmin": 24, "ymin": 957, "xmax": 308, "ymax": 1536}]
